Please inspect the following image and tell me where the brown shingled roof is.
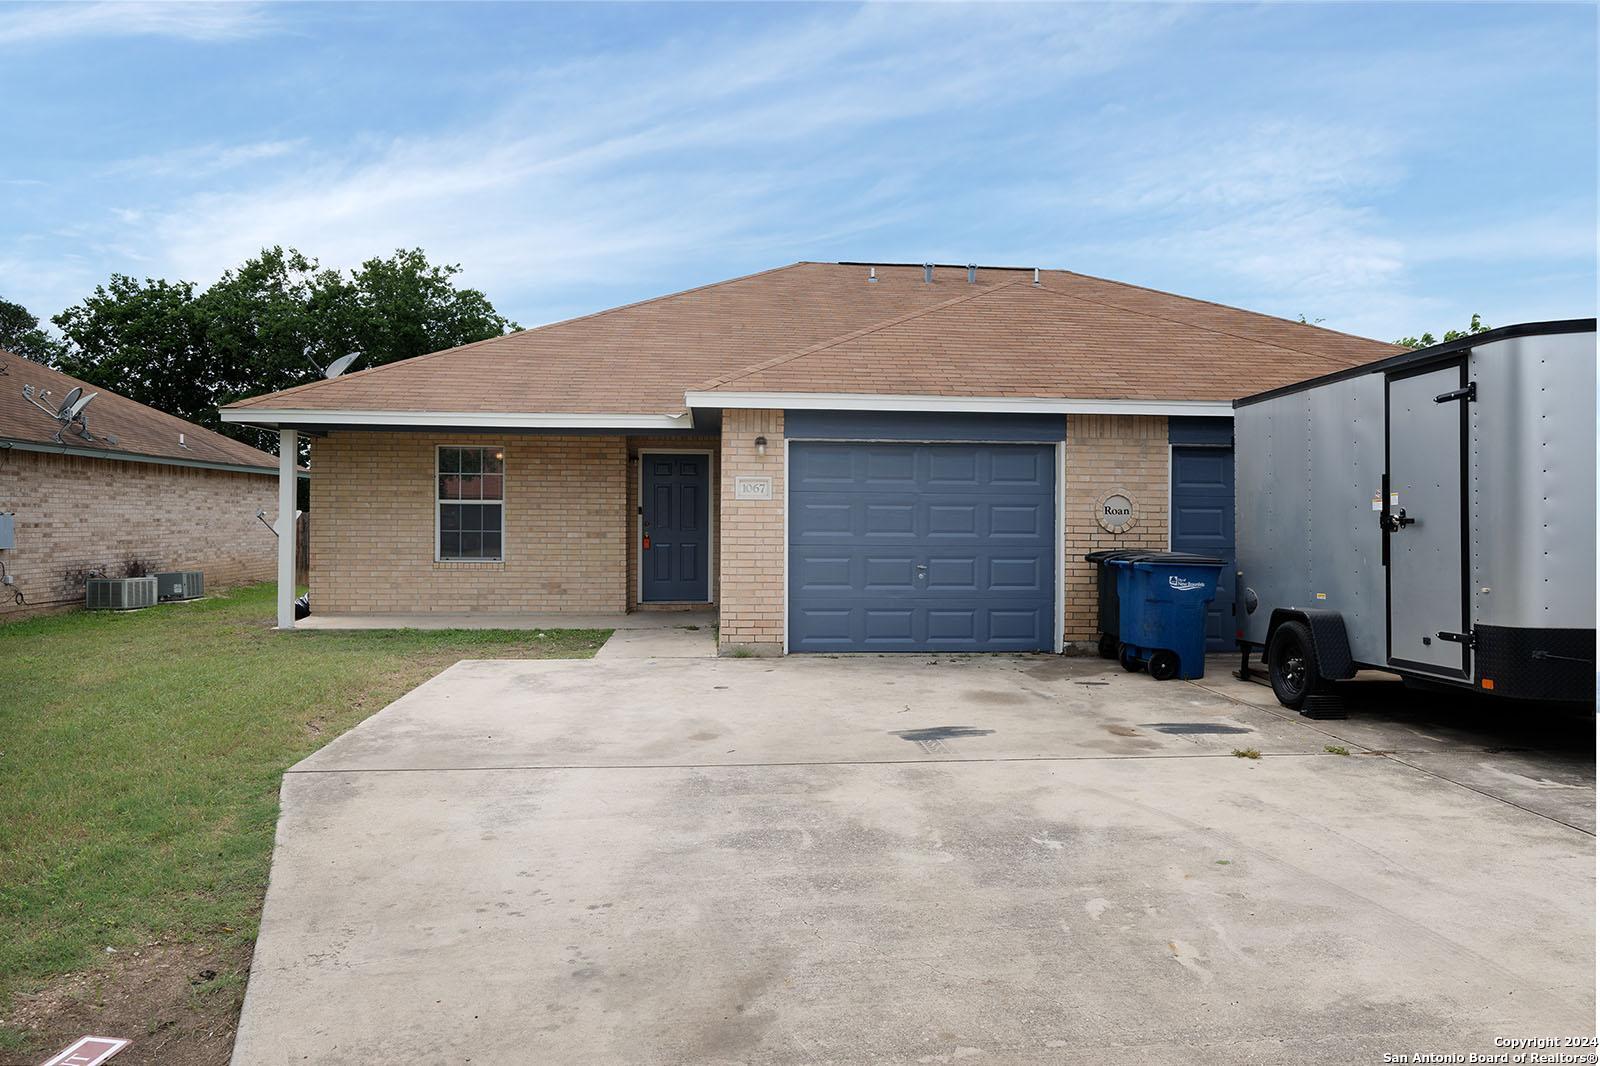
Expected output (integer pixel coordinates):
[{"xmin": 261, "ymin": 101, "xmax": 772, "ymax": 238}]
[
  {"xmin": 224, "ymin": 262, "xmax": 1401, "ymax": 418},
  {"xmin": 0, "ymin": 352, "xmax": 279, "ymax": 471}
]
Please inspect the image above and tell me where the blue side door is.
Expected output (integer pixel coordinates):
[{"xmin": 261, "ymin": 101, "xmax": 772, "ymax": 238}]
[
  {"xmin": 641, "ymin": 453, "xmax": 709, "ymax": 602},
  {"xmin": 788, "ymin": 442, "xmax": 1056, "ymax": 652},
  {"xmin": 1170, "ymin": 445, "xmax": 1236, "ymax": 650}
]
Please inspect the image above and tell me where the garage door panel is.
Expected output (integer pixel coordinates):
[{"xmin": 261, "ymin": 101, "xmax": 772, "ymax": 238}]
[
  {"xmin": 926, "ymin": 449, "xmax": 980, "ymax": 484},
  {"xmin": 863, "ymin": 609, "xmax": 917, "ymax": 643},
  {"xmin": 792, "ymin": 553, "xmax": 852, "ymax": 591},
  {"xmin": 926, "ymin": 556, "xmax": 978, "ymax": 591},
  {"xmin": 789, "ymin": 442, "xmax": 1056, "ymax": 652},
  {"xmin": 989, "ymin": 557, "xmax": 1042, "ymax": 591},
  {"xmin": 863, "ymin": 556, "xmax": 917, "ymax": 590},
  {"xmin": 928, "ymin": 504, "xmax": 978, "ymax": 536},
  {"xmin": 989, "ymin": 504, "xmax": 1048, "ymax": 537},
  {"xmin": 864, "ymin": 449, "xmax": 917, "ymax": 484},
  {"xmin": 989, "ymin": 449, "xmax": 1047, "ymax": 484},
  {"xmin": 864, "ymin": 503, "xmax": 915, "ymax": 535}
]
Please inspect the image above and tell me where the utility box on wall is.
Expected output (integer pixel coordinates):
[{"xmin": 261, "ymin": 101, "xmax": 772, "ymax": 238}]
[{"xmin": 0, "ymin": 512, "xmax": 14, "ymax": 550}]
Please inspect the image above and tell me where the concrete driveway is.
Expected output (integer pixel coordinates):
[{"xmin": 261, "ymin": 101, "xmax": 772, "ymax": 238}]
[{"xmin": 232, "ymin": 656, "xmax": 1594, "ymax": 1065}]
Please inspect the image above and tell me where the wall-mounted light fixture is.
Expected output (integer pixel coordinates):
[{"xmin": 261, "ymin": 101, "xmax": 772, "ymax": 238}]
[{"xmin": 755, "ymin": 435, "xmax": 768, "ymax": 458}]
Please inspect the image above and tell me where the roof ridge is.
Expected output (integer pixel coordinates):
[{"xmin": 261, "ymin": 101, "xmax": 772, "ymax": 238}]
[
  {"xmin": 694, "ymin": 277, "xmax": 1026, "ymax": 393},
  {"xmin": 1047, "ymin": 268, "xmax": 1397, "ymax": 363},
  {"xmin": 226, "ymin": 261, "xmax": 812, "ymax": 409},
  {"xmin": 1031, "ymin": 278, "xmax": 1371, "ymax": 367}
]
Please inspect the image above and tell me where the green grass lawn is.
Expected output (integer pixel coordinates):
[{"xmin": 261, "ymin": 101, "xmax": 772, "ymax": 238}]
[{"xmin": 0, "ymin": 583, "xmax": 609, "ymax": 1052}]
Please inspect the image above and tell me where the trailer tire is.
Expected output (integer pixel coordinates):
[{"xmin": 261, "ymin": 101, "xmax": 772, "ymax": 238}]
[{"xmin": 1268, "ymin": 621, "xmax": 1321, "ymax": 709}]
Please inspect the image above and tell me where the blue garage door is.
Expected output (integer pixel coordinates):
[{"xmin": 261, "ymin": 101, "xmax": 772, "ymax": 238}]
[
  {"xmin": 1170, "ymin": 445, "xmax": 1235, "ymax": 650},
  {"xmin": 788, "ymin": 442, "xmax": 1056, "ymax": 652}
]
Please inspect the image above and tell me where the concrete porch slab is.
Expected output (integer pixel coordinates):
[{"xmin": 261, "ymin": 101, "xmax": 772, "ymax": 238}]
[{"xmin": 293, "ymin": 608, "xmax": 717, "ymax": 632}]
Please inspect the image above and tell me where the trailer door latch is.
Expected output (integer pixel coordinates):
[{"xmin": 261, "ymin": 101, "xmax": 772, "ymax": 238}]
[
  {"xmin": 1436, "ymin": 630, "xmax": 1475, "ymax": 648},
  {"xmin": 1433, "ymin": 381, "xmax": 1476, "ymax": 403}
]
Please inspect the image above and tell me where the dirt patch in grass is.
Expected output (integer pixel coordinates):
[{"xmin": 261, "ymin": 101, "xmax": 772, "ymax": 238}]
[{"xmin": 1, "ymin": 941, "xmax": 246, "ymax": 1066}]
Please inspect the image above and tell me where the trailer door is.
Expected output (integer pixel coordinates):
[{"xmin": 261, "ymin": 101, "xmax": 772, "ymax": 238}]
[{"xmin": 1385, "ymin": 362, "xmax": 1469, "ymax": 677}]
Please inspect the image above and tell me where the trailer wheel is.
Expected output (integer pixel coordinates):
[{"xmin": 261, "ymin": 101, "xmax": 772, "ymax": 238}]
[
  {"xmin": 1119, "ymin": 644, "xmax": 1143, "ymax": 673},
  {"xmin": 1097, "ymin": 634, "xmax": 1119, "ymax": 660},
  {"xmin": 1148, "ymin": 650, "xmax": 1180, "ymax": 681},
  {"xmin": 1268, "ymin": 621, "xmax": 1321, "ymax": 709}
]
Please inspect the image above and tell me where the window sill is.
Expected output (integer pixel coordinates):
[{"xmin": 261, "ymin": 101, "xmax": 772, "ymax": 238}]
[{"xmin": 433, "ymin": 560, "xmax": 507, "ymax": 570}]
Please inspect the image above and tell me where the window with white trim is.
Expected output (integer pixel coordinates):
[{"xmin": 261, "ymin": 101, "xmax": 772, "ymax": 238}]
[{"xmin": 437, "ymin": 446, "xmax": 504, "ymax": 561}]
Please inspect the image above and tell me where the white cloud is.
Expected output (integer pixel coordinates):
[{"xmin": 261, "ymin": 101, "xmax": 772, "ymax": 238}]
[
  {"xmin": 97, "ymin": 5, "xmax": 1190, "ymax": 321},
  {"xmin": 0, "ymin": 2, "xmax": 271, "ymax": 45}
]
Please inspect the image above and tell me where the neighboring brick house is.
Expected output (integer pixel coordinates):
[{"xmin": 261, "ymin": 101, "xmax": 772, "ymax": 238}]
[
  {"xmin": 221, "ymin": 262, "xmax": 1401, "ymax": 653},
  {"xmin": 0, "ymin": 352, "xmax": 286, "ymax": 619}
]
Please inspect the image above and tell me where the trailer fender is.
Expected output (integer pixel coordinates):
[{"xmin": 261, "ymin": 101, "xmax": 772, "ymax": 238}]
[{"xmin": 1264, "ymin": 609, "xmax": 1355, "ymax": 680}]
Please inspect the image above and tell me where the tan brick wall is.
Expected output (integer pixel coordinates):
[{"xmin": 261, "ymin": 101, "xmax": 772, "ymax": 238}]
[
  {"xmin": 310, "ymin": 431, "xmax": 627, "ymax": 614},
  {"xmin": 625, "ymin": 436, "xmax": 721, "ymax": 611},
  {"xmin": 0, "ymin": 449, "xmax": 277, "ymax": 619},
  {"xmin": 717, "ymin": 409, "xmax": 784, "ymax": 653},
  {"xmin": 1062, "ymin": 414, "xmax": 1169, "ymax": 645}
]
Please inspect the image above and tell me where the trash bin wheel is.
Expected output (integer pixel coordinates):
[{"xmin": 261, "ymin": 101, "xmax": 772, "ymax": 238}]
[
  {"xmin": 1097, "ymin": 633, "xmax": 1119, "ymax": 660},
  {"xmin": 1268, "ymin": 621, "xmax": 1321, "ymax": 709},
  {"xmin": 1148, "ymin": 650, "xmax": 1180, "ymax": 681},
  {"xmin": 1118, "ymin": 644, "xmax": 1143, "ymax": 673}
]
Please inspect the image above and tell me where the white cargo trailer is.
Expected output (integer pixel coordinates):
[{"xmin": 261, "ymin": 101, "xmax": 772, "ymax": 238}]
[{"xmin": 1233, "ymin": 319, "xmax": 1596, "ymax": 711}]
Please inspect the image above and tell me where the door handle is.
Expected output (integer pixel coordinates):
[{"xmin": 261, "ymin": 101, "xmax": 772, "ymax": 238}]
[{"xmin": 1382, "ymin": 508, "xmax": 1415, "ymax": 533}]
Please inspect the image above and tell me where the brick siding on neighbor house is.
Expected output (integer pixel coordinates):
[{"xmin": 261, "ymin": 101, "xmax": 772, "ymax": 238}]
[
  {"xmin": 1061, "ymin": 414, "xmax": 1170, "ymax": 646},
  {"xmin": 309, "ymin": 431, "xmax": 628, "ymax": 614},
  {"xmin": 625, "ymin": 435, "xmax": 721, "ymax": 611},
  {"xmin": 709, "ymin": 411, "xmax": 1171, "ymax": 653},
  {"xmin": 0, "ymin": 449, "xmax": 277, "ymax": 619},
  {"xmin": 717, "ymin": 409, "xmax": 785, "ymax": 653}
]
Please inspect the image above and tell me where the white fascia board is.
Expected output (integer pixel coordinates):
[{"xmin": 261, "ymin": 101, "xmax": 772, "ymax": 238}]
[
  {"xmin": 219, "ymin": 408, "xmax": 695, "ymax": 430},
  {"xmin": 685, "ymin": 391, "xmax": 1234, "ymax": 418},
  {"xmin": 0, "ymin": 437, "xmax": 281, "ymax": 477}
]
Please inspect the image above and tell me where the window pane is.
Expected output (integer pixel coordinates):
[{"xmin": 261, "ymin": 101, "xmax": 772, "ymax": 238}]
[
  {"xmin": 453, "ymin": 474, "xmax": 478, "ymax": 500},
  {"xmin": 441, "ymin": 504, "xmax": 461, "ymax": 531},
  {"xmin": 480, "ymin": 474, "xmax": 503, "ymax": 501},
  {"xmin": 440, "ymin": 531, "xmax": 461, "ymax": 558},
  {"xmin": 439, "ymin": 475, "xmax": 460, "ymax": 501},
  {"xmin": 482, "ymin": 531, "xmax": 501, "ymax": 558},
  {"xmin": 482, "ymin": 504, "xmax": 502, "ymax": 534},
  {"xmin": 460, "ymin": 531, "xmax": 482, "ymax": 558},
  {"xmin": 460, "ymin": 448, "xmax": 481, "ymax": 474},
  {"xmin": 439, "ymin": 448, "xmax": 461, "ymax": 474},
  {"xmin": 485, "ymin": 449, "xmax": 504, "ymax": 474}
]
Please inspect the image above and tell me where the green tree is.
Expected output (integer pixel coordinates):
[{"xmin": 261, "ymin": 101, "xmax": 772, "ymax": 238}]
[
  {"xmin": 1396, "ymin": 313, "xmax": 1490, "ymax": 350},
  {"xmin": 0, "ymin": 296, "xmax": 66, "ymax": 362},
  {"xmin": 52, "ymin": 247, "xmax": 518, "ymax": 451}
]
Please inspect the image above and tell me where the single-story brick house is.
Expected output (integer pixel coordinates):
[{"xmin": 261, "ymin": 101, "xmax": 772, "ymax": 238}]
[
  {"xmin": 221, "ymin": 262, "xmax": 1400, "ymax": 653},
  {"xmin": 1, "ymin": 351, "xmax": 286, "ymax": 619}
]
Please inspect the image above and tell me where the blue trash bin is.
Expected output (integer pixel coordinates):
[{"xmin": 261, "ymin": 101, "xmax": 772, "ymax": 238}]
[{"xmin": 1107, "ymin": 555, "xmax": 1225, "ymax": 680}]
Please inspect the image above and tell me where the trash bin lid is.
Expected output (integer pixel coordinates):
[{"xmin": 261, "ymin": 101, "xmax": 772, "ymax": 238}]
[
  {"xmin": 1105, "ymin": 551, "xmax": 1223, "ymax": 568},
  {"xmin": 1083, "ymin": 549, "xmax": 1157, "ymax": 564}
]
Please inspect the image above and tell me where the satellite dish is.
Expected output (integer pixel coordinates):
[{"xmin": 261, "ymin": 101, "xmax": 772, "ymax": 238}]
[
  {"xmin": 66, "ymin": 392, "xmax": 98, "ymax": 420},
  {"xmin": 55, "ymin": 386, "xmax": 83, "ymax": 417},
  {"xmin": 324, "ymin": 353, "xmax": 360, "ymax": 379}
]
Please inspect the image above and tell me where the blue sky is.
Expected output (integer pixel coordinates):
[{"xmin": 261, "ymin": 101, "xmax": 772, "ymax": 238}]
[{"xmin": 1, "ymin": 1, "xmax": 1594, "ymax": 342}]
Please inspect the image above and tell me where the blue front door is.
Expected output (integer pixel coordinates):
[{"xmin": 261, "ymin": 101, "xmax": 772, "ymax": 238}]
[
  {"xmin": 1170, "ymin": 445, "xmax": 1236, "ymax": 650},
  {"xmin": 641, "ymin": 453, "xmax": 709, "ymax": 602},
  {"xmin": 788, "ymin": 442, "xmax": 1056, "ymax": 652}
]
